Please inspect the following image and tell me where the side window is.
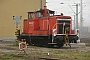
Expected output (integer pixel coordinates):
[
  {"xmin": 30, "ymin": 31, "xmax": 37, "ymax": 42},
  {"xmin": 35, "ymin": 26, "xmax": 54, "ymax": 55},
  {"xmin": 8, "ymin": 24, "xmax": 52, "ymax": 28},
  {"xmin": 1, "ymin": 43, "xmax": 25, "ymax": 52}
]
[{"xmin": 36, "ymin": 12, "xmax": 42, "ymax": 17}]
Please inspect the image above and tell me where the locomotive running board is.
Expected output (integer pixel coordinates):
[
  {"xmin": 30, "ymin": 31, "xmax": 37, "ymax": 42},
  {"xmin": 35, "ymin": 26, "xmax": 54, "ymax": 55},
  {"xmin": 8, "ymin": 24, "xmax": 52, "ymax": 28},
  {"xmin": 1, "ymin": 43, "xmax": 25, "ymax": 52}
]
[
  {"xmin": 48, "ymin": 43, "xmax": 57, "ymax": 44},
  {"xmin": 56, "ymin": 34, "xmax": 77, "ymax": 36},
  {"xmin": 48, "ymin": 43, "xmax": 57, "ymax": 45}
]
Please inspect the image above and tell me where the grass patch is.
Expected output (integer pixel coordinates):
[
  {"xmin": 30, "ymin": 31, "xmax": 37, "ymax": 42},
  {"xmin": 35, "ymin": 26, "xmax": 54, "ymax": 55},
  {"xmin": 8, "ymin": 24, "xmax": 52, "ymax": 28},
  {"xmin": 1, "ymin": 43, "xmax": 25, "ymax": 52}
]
[
  {"xmin": 9, "ymin": 43, "xmax": 19, "ymax": 46},
  {"xmin": 1, "ymin": 50, "xmax": 90, "ymax": 60},
  {"xmin": 0, "ymin": 53, "xmax": 27, "ymax": 60}
]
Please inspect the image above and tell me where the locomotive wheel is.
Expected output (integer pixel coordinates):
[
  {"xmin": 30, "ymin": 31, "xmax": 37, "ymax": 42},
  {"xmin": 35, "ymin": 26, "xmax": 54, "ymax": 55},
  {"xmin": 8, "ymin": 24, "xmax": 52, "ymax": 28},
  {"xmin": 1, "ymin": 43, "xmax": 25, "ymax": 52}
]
[
  {"xmin": 47, "ymin": 44, "xmax": 54, "ymax": 48},
  {"xmin": 73, "ymin": 36, "xmax": 78, "ymax": 43},
  {"xmin": 56, "ymin": 37, "xmax": 64, "ymax": 48},
  {"xmin": 57, "ymin": 40, "xmax": 64, "ymax": 48},
  {"xmin": 37, "ymin": 41, "xmax": 44, "ymax": 47}
]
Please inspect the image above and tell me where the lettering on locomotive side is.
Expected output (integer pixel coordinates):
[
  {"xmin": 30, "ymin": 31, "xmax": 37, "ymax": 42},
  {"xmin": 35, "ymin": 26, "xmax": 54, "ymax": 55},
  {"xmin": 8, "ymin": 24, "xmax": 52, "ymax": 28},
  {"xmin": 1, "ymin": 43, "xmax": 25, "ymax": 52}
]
[{"xmin": 29, "ymin": 22, "xmax": 34, "ymax": 25}]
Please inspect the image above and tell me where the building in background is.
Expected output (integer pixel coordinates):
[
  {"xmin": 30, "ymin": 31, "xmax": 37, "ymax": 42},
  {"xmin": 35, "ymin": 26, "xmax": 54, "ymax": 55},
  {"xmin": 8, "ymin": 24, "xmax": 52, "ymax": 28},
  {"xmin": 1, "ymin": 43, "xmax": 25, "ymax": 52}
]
[{"xmin": 0, "ymin": 0, "xmax": 46, "ymax": 37}]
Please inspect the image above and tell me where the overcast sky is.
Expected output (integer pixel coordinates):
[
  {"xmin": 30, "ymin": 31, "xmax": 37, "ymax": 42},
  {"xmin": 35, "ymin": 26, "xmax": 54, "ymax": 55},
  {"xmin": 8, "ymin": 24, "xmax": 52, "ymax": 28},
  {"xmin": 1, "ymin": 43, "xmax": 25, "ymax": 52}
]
[{"xmin": 46, "ymin": 0, "xmax": 90, "ymax": 27}]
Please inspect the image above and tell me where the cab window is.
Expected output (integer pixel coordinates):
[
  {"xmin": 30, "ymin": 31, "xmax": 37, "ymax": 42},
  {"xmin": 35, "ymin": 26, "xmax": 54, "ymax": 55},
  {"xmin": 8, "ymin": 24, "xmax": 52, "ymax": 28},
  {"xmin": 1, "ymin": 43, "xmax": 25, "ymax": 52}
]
[
  {"xmin": 29, "ymin": 13, "xmax": 34, "ymax": 19},
  {"xmin": 49, "ymin": 13, "xmax": 54, "ymax": 16}
]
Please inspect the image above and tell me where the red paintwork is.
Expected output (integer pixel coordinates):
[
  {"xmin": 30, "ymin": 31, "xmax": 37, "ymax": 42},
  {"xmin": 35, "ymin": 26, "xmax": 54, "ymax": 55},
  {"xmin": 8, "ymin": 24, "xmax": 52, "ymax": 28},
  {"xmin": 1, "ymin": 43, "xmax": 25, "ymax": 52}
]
[
  {"xmin": 23, "ymin": 19, "xmax": 28, "ymax": 34},
  {"xmin": 23, "ymin": 6, "xmax": 75, "ymax": 35},
  {"xmin": 71, "ymin": 30, "xmax": 75, "ymax": 34}
]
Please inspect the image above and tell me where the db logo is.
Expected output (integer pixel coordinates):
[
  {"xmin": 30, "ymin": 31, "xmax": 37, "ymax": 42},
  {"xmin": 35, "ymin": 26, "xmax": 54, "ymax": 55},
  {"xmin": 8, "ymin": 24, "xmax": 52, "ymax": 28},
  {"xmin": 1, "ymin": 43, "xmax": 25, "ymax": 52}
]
[{"xmin": 29, "ymin": 22, "xmax": 34, "ymax": 25}]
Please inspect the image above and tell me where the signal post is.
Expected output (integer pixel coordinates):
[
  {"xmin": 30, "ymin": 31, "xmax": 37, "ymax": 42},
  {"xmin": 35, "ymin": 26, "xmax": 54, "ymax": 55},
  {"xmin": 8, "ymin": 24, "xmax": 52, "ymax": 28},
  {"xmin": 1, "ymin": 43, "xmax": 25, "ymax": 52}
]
[{"xmin": 13, "ymin": 16, "xmax": 22, "ymax": 45}]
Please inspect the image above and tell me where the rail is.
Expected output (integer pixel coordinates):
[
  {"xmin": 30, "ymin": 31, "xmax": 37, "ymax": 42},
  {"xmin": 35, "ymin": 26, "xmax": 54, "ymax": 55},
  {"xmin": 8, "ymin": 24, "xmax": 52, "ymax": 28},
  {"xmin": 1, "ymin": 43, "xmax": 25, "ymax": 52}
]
[{"xmin": 40, "ymin": 57, "xmax": 59, "ymax": 60}]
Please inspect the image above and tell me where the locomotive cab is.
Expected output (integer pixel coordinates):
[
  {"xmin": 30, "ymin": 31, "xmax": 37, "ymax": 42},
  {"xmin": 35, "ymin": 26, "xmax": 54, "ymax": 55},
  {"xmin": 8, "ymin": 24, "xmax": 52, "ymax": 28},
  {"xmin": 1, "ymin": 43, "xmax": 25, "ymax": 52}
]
[{"xmin": 28, "ymin": 6, "xmax": 55, "ymax": 19}]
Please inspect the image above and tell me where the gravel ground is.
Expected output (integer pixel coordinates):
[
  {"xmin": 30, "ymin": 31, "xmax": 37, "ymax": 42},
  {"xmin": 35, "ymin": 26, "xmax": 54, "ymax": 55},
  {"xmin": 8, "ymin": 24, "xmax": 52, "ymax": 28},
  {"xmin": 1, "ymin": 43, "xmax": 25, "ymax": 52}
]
[
  {"xmin": 0, "ymin": 39, "xmax": 88, "ymax": 52},
  {"xmin": 0, "ymin": 38, "xmax": 90, "ymax": 60}
]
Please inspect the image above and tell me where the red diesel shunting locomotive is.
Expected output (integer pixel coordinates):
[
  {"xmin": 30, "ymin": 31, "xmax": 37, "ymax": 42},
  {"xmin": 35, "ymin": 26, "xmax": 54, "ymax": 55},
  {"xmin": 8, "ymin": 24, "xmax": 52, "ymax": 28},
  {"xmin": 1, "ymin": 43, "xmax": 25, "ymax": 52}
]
[{"xmin": 19, "ymin": 6, "xmax": 78, "ymax": 48}]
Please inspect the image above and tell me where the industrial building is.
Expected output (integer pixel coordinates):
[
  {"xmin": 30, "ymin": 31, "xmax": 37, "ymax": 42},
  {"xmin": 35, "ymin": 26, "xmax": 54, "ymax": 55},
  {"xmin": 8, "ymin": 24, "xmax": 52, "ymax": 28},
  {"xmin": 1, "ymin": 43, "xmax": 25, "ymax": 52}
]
[{"xmin": 0, "ymin": 0, "xmax": 46, "ymax": 37}]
